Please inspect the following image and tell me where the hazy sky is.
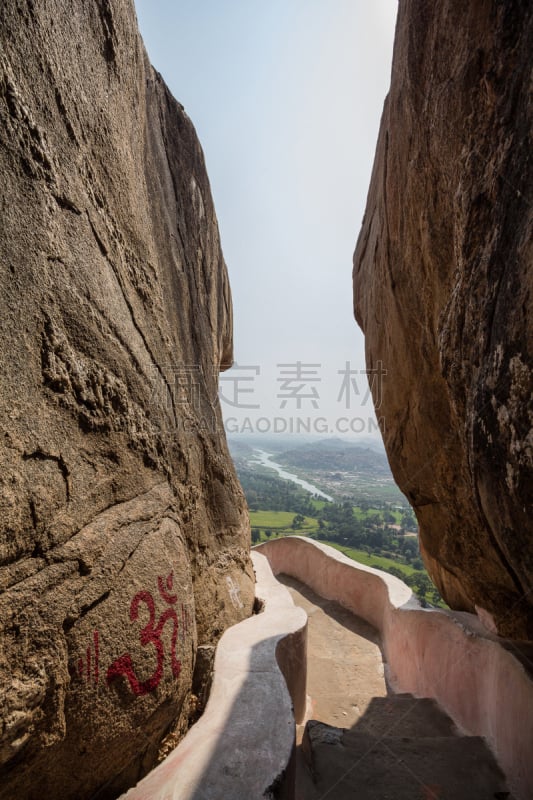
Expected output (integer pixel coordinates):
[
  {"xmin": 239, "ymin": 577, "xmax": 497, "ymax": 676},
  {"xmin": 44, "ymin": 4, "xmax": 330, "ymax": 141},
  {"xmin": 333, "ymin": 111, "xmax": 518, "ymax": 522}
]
[{"xmin": 135, "ymin": 0, "xmax": 397, "ymax": 439}]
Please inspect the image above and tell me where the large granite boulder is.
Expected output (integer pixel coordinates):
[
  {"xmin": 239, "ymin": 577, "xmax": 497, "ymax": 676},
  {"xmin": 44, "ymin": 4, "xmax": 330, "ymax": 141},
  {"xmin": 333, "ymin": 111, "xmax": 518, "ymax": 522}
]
[
  {"xmin": 0, "ymin": 1, "xmax": 254, "ymax": 797},
  {"xmin": 354, "ymin": 1, "xmax": 532, "ymax": 638}
]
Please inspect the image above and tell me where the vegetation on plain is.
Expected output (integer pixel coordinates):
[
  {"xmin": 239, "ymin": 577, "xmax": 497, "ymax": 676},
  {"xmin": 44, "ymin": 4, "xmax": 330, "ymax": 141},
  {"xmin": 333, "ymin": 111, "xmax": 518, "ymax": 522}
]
[{"xmin": 239, "ymin": 461, "xmax": 445, "ymax": 608}]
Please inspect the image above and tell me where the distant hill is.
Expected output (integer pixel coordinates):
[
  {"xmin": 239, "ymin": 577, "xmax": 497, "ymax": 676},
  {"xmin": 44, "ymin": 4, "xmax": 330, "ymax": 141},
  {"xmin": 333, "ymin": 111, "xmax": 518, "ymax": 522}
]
[
  {"xmin": 227, "ymin": 434, "xmax": 386, "ymax": 456},
  {"xmin": 227, "ymin": 438, "xmax": 255, "ymax": 459},
  {"xmin": 277, "ymin": 438, "xmax": 391, "ymax": 476}
]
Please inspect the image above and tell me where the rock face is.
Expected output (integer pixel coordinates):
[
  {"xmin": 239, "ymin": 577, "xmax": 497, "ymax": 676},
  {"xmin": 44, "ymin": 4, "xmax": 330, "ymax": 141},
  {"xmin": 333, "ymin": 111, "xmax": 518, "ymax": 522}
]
[
  {"xmin": 0, "ymin": 2, "xmax": 254, "ymax": 797},
  {"xmin": 353, "ymin": 1, "xmax": 532, "ymax": 638}
]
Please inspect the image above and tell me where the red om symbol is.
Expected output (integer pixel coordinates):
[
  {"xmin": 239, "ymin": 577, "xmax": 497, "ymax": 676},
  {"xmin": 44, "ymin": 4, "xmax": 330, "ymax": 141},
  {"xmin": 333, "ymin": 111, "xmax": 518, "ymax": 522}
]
[{"xmin": 106, "ymin": 572, "xmax": 182, "ymax": 696}]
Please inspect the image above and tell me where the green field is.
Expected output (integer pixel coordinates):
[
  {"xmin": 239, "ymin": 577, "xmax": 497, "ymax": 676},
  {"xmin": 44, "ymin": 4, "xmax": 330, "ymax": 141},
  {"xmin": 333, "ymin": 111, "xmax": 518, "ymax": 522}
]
[
  {"xmin": 351, "ymin": 507, "xmax": 403, "ymax": 523},
  {"xmin": 353, "ymin": 507, "xmax": 381, "ymax": 521},
  {"xmin": 251, "ymin": 529, "xmax": 416, "ymax": 578},
  {"xmin": 319, "ymin": 541, "xmax": 419, "ymax": 578},
  {"xmin": 249, "ymin": 510, "xmax": 318, "ymax": 532}
]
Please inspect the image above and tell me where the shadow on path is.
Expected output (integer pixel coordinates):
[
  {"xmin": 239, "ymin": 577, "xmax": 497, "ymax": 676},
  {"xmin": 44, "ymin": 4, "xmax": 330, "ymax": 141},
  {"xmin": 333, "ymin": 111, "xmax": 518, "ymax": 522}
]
[{"xmin": 278, "ymin": 574, "xmax": 512, "ymax": 800}]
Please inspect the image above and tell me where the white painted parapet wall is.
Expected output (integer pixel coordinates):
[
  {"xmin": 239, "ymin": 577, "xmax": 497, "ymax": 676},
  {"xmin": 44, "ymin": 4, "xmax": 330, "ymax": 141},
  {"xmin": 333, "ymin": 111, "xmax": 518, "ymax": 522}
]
[
  {"xmin": 256, "ymin": 536, "xmax": 533, "ymax": 800},
  {"xmin": 121, "ymin": 552, "xmax": 307, "ymax": 800}
]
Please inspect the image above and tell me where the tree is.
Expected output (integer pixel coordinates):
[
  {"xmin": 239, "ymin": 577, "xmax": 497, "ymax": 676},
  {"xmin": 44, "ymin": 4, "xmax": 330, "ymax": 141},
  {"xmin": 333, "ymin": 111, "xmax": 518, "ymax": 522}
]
[
  {"xmin": 386, "ymin": 566, "xmax": 405, "ymax": 581},
  {"xmin": 368, "ymin": 528, "xmax": 385, "ymax": 550},
  {"xmin": 401, "ymin": 509, "xmax": 417, "ymax": 531},
  {"xmin": 291, "ymin": 514, "xmax": 305, "ymax": 530},
  {"xmin": 402, "ymin": 539, "xmax": 418, "ymax": 561},
  {"xmin": 251, "ymin": 529, "xmax": 260, "ymax": 544}
]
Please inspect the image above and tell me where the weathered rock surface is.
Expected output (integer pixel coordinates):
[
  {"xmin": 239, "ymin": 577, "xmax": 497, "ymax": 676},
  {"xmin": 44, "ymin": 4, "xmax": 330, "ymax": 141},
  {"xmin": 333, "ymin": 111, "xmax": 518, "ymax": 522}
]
[
  {"xmin": 0, "ymin": 1, "xmax": 254, "ymax": 797},
  {"xmin": 353, "ymin": 0, "xmax": 532, "ymax": 637}
]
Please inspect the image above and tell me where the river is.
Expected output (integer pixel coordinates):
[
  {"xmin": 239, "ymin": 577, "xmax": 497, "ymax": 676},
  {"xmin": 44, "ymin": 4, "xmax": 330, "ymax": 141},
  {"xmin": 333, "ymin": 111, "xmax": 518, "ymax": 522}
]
[{"xmin": 252, "ymin": 450, "xmax": 333, "ymax": 502}]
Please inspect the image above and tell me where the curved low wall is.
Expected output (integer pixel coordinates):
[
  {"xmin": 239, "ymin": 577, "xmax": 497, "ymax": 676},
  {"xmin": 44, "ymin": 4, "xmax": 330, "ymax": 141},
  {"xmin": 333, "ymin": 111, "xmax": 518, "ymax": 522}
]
[
  {"xmin": 120, "ymin": 552, "xmax": 307, "ymax": 800},
  {"xmin": 257, "ymin": 536, "xmax": 533, "ymax": 800}
]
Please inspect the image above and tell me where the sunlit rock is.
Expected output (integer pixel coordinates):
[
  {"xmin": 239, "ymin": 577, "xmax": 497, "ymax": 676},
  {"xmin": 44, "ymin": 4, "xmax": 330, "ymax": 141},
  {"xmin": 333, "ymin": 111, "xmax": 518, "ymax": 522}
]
[{"xmin": 353, "ymin": 0, "xmax": 532, "ymax": 638}]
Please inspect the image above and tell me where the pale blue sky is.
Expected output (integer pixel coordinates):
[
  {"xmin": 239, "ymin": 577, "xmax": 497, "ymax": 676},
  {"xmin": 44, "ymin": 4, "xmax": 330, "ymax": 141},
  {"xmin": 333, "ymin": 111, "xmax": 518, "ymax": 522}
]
[{"xmin": 135, "ymin": 0, "xmax": 397, "ymax": 437}]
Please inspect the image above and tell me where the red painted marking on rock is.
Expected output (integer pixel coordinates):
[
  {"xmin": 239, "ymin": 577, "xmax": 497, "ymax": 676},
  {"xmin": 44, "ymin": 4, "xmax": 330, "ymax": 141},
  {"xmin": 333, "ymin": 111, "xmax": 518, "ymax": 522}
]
[
  {"xmin": 93, "ymin": 630, "xmax": 99, "ymax": 686},
  {"xmin": 158, "ymin": 572, "xmax": 177, "ymax": 605},
  {"xmin": 107, "ymin": 583, "xmax": 182, "ymax": 696}
]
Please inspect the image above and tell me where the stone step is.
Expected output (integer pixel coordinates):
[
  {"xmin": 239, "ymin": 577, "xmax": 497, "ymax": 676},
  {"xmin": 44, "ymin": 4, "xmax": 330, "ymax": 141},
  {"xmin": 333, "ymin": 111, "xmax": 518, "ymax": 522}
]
[
  {"xmin": 349, "ymin": 694, "xmax": 458, "ymax": 739},
  {"xmin": 302, "ymin": 714, "xmax": 513, "ymax": 800}
]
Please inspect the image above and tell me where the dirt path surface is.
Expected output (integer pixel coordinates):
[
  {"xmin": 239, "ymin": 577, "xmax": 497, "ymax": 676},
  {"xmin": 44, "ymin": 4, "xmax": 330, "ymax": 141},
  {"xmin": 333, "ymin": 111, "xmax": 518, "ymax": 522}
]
[
  {"xmin": 278, "ymin": 575, "xmax": 388, "ymax": 732},
  {"xmin": 278, "ymin": 574, "xmax": 388, "ymax": 800},
  {"xmin": 278, "ymin": 574, "xmax": 511, "ymax": 800}
]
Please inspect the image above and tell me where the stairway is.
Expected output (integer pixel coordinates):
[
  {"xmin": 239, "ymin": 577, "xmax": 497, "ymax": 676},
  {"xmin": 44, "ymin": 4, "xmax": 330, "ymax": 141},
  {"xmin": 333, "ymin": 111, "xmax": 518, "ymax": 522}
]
[
  {"xmin": 277, "ymin": 574, "xmax": 513, "ymax": 800},
  {"xmin": 299, "ymin": 694, "xmax": 512, "ymax": 800}
]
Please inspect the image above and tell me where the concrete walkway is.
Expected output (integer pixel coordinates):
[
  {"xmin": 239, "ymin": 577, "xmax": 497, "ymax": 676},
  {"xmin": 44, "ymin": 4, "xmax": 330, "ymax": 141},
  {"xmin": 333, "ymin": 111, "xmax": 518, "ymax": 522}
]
[{"xmin": 278, "ymin": 574, "xmax": 512, "ymax": 800}]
